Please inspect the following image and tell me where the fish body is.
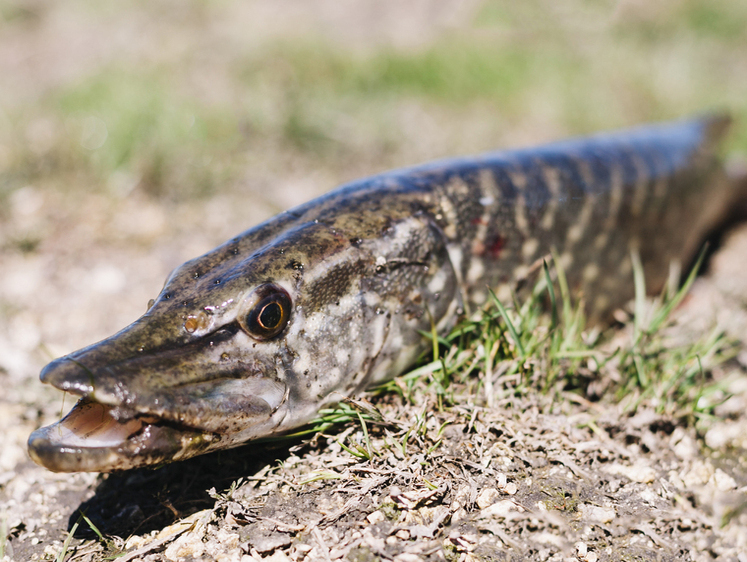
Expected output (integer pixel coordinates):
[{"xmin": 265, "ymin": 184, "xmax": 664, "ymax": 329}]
[{"xmin": 29, "ymin": 115, "xmax": 737, "ymax": 472}]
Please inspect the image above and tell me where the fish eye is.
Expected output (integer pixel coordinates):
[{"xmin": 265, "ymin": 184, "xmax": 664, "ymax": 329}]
[{"xmin": 240, "ymin": 285, "xmax": 291, "ymax": 340}]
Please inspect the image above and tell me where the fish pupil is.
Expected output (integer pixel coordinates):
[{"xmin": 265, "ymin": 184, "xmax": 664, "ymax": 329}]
[{"xmin": 259, "ymin": 302, "xmax": 282, "ymax": 329}]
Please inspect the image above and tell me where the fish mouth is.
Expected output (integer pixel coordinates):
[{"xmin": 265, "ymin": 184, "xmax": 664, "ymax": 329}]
[
  {"xmin": 28, "ymin": 354, "xmax": 290, "ymax": 473},
  {"xmin": 28, "ymin": 397, "xmax": 221, "ymax": 472}
]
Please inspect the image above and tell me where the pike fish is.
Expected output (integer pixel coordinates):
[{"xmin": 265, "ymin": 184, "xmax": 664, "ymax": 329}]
[{"xmin": 29, "ymin": 115, "xmax": 741, "ymax": 472}]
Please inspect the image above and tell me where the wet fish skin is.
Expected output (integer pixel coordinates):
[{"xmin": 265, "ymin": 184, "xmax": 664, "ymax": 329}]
[{"xmin": 28, "ymin": 115, "xmax": 735, "ymax": 472}]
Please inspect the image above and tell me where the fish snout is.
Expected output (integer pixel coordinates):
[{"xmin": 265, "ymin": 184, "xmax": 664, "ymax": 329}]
[{"xmin": 40, "ymin": 355, "xmax": 96, "ymax": 395}]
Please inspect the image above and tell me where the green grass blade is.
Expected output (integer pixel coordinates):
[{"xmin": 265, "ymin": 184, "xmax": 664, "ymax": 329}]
[
  {"xmin": 649, "ymin": 245, "xmax": 708, "ymax": 333},
  {"xmin": 356, "ymin": 411, "xmax": 373, "ymax": 459},
  {"xmin": 56, "ymin": 515, "xmax": 82, "ymax": 562},
  {"xmin": 551, "ymin": 248, "xmax": 572, "ymax": 324},
  {"xmin": 543, "ymin": 259, "xmax": 559, "ymax": 330},
  {"xmin": 631, "ymin": 248, "xmax": 646, "ymax": 339},
  {"xmin": 488, "ymin": 288, "xmax": 526, "ymax": 359},
  {"xmin": 79, "ymin": 512, "xmax": 104, "ymax": 542}
]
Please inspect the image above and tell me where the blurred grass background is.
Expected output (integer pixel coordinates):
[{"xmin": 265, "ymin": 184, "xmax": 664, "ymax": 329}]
[
  {"xmin": 1, "ymin": 0, "xmax": 745, "ymax": 208},
  {"xmin": 0, "ymin": 0, "xmax": 746, "ymax": 353}
]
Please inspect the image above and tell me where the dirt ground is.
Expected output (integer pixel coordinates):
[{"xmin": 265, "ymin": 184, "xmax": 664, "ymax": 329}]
[{"xmin": 2, "ymin": 1, "xmax": 747, "ymax": 561}]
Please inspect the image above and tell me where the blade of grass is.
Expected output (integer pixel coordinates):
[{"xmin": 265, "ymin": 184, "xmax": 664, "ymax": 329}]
[
  {"xmin": 631, "ymin": 248, "xmax": 646, "ymax": 340},
  {"xmin": 488, "ymin": 288, "xmax": 526, "ymax": 359},
  {"xmin": 56, "ymin": 515, "xmax": 82, "ymax": 562},
  {"xmin": 79, "ymin": 512, "xmax": 104, "ymax": 542},
  {"xmin": 649, "ymin": 245, "xmax": 708, "ymax": 333},
  {"xmin": 355, "ymin": 411, "xmax": 373, "ymax": 460},
  {"xmin": 543, "ymin": 259, "xmax": 559, "ymax": 330},
  {"xmin": 298, "ymin": 470, "xmax": 344, "ymax": 485},
  {"xmin": 551, "ymin": 248, "xmax": 572, "ymax": 324}
]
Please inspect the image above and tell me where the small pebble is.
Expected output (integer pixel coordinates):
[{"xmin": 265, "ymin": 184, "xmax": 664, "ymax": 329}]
[{"xmin": 476, "ymin": 488, "xmax": 500, "ymax": 509}]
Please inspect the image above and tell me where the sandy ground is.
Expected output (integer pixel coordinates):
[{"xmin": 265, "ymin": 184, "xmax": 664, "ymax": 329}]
[{"xmin": 2, "ymin": 1, "xmax": 747, "ymax": 561}]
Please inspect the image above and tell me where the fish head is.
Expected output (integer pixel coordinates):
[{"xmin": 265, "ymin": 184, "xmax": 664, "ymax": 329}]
[
  {"xmin": 29, "ymin": 202, "xmax": 459, "ymax": 472},
  {"xmin": 28, "ymin": 219, "xmax": 360, "ymax": 472}
]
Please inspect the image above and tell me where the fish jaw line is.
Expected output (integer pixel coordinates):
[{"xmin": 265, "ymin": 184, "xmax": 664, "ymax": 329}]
[
  {"xmin": 28, "ymin": 381, "xmax": 291, "ymax": 472},
  {"xmin": 27, "ymin": 396, "xmax": 220, "ymax": 472},
  {"xmin": 29, "ymin": 357, "xmax": 292, "ymax": 472}
]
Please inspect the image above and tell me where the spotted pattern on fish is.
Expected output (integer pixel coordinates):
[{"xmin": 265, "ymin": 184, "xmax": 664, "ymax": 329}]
[{"xmin": 28, "ymin": 115, "xmax": 740, "ymax": 472}]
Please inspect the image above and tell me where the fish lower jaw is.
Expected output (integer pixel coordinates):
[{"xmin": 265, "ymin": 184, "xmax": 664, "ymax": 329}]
[{"xmin": 27, "ymin": 397, "xmax": 220, "ymax": 472}]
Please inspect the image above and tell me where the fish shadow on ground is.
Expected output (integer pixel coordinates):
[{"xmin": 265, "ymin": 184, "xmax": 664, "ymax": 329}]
[{"xmin": 68, "ymin": 440, "xmax": 300, "ymax": 539}]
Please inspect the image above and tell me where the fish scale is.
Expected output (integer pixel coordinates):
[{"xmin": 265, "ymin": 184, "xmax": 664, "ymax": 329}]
[{"xmin": 28, "ymin": 115, "xmax": 740, "ymax": 472}]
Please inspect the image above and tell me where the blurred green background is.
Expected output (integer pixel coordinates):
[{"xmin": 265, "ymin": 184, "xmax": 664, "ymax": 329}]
[{"xmin": 1, "ymin": 0, "xmax": 745, "ymax": 208}]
